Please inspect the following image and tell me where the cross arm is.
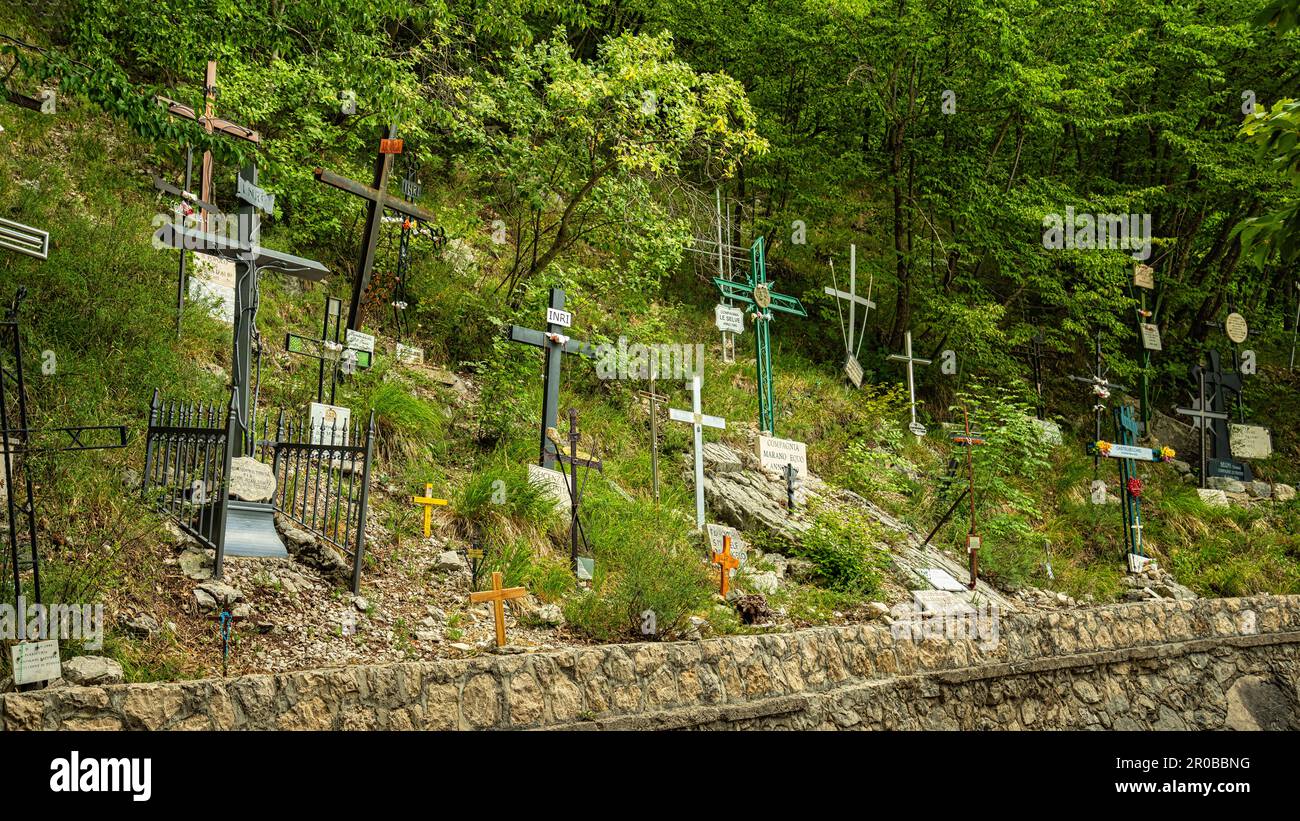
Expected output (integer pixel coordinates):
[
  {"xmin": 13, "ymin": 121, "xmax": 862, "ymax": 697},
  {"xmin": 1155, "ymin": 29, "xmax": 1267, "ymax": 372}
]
[
  {"xmin": 314, "ymin": 168, "xmax": 437, "ymax": 223},
  {"xmin": 5, "ymin": 89, "xmax": 45, "ymax": 112},
  {"xmin": 2, "ymin": 425, "xmax": 128, "ymax": 453},
  {"xmin": 153, "ymin": 177, "xmax": 222, "ymax": 216},
  {"xmin": 153, "ymin": 222, "xmax": 330, "ymax": 281},
  {"xmin": 713, "ymin": 278, "xmax": 756, "ymax": 306},
  {"xmin": 768, "ymin": 292, "xmax": 808, "ymax": 317},
  {"xmin": 155, "ymin": 96, "xmax": 260, "ymax": 143}
]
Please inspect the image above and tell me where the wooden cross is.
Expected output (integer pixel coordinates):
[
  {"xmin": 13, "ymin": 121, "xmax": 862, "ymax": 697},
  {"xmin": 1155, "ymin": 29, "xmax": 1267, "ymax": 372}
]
[
  {"xmin": 635, "ymin": 370, "xmax": 669, "ymax": 502},
  {"xmin": 1176, "ymin": 364, "xmax": 1229, "ymax": 489},
  {"xmin": 285, "ymin": 296, "xmax": 374, "ymax": 404},
  {"xmin": 155, "ymin": 60, "xmax": 260, "ymax": 233},
  {"xmin": 713, "ymin": 237, "xmax": 807, "ymax": 434},
  {"xmin": 711, "ymin": 534, "xmax": 740, "ymax": 597},
  {"xmin": 314, "ymin": 125, "xmax": 440, "ymax": 331},
  {"xmin": 824, "ymin": 243, "xmax": 875, "ymax": 387},
  {"xmin": 951, "ymin": 406, "xmax": 986, "ymax": 589},
  {"xmin": 469, "ymin": 571, "xmax": 527, "ymax": 647},
  {"xmin": 412, "ymin": 483, "xmax": 449, "ymax": 538},
  {"xmin": 888, "ymin": 331, "xmax": 932, "ymax": 437},
  {"xmin": 668, "ymin": 376, "xmax": 726, "ymax": 530},
  {"xmin": 505, "ymin": 288, "xmax": 597, "ymax": 469}
]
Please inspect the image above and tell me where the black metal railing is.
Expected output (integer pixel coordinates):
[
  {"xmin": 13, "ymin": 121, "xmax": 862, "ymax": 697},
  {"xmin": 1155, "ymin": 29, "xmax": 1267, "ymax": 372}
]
[{"xmin": 141, "ymin": 388, "xmax": 236, "ymax": 576}]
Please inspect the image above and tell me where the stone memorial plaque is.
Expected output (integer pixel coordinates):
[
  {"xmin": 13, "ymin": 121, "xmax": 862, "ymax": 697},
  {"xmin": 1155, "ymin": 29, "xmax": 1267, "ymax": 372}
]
[
  {"xmin": 908, "ymin": 421, "xmax": 927, "ymax": 437},
  {"xmin": 395, "ymin": 342, "xmax": 424, "ymax": 366},
  {"xmin": 11, "ymin": 639, "xmax": 60, "ymax": 686},
  {"xmin": 922, "ymin": 567, "xmax": 966, "ymax": 592},
  {"xmin": 843, "ymin": 354, "xmax": 864, "ymax": 388},
  {"xmin": 1090, "ymin": 479, "xmax": 1108, "ymax": 505},
  {"xmin": 576, "ymin": 556, "xmax": 595, "ymax": 581},
  {"xmin": 715, "ymin": 304, "xmax": 745, "ymax": 334},
  {"xmin": 1132, "ymin": 263, "xmax": 1154, "ymax": 290},
  {"xmin": 189, "ymin": 253, "xmax": 237, "ymax": 323},
  {"xmin": 911, "ymin": 589, "xmax": 975, "ymax": 616},
  {"xmin": 345, "ymin": 329, "xmax": 376, "ymax": 354},
  {"xmin": 705, "ymin": 523, "xmax": 748, "ymax": 568},
  {"xmin": 1139, "ymin": 322, "xmax": 1162, "ymax": 351},
  {"xmin": 1207, "ymin": 458, "xmax": 1251, "ymax": 482},
  {"xmin": 527, "ymin": 464, "xmax": 570, "ymax": 513},
  {"xmin": 1229, "ymin": 424, "xmax": 1272, "ymax": 460},
  {"xmin": 757, "ymin": 435, "xmax": 808, "ymax": 474},
  {"xmin": 1225, "ymin": 312, "xmax": 1249, "ymax": 344},
  {"xmin": 309, "ymin": 402, "xmax": 351, "ymax": 445},
  {"xmin": 1126, "ymin": 552, "xmax": 1154, "ymax": 574}
]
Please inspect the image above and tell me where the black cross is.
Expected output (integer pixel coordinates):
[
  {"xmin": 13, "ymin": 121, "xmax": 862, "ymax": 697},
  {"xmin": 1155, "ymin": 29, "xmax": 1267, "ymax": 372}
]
[
  {"xmin": 505, "ymin": 288, "xmax": 597, "ymax": 469},
  {"xmin": 1200, "ymin": 350, "xmax": 1251, "ymax": 481},
  {"xmin": 782, "ymin": 463, "xmax": 800, "ymax": 510},
  {"xmin": 1203, "ymin": 303, "xmax": 1247, "ymax": 423},
  {"xmin": 547, "ymin": 409, "xmax": 602, "ymax": 574},
  {"xmin": 1176, "ymin": 362, "xmax": 1229, "ymax": 488},
  {"xmin": 314, "ymin": 125, "xmax": 440, "ymax": 331},
  {"xmin": 285, "ymin": 296, "xmax": 373, "ymax": 405}
]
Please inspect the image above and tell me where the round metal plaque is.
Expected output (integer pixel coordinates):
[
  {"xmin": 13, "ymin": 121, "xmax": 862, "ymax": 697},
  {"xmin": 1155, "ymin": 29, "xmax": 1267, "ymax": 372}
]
[
  {"xmin": 1225, "ymin": 312, "xmax": 1248, "ymax": 344},
  {"xmin": 908, "ymin": 421, "xmax": 927, "ymax": 437}
]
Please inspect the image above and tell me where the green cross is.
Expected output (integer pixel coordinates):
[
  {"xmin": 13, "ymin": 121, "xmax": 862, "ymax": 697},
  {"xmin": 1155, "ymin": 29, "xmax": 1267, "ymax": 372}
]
[{"xmin": 713, "ymin": 237, "xmax": 807, "ymax": 434}]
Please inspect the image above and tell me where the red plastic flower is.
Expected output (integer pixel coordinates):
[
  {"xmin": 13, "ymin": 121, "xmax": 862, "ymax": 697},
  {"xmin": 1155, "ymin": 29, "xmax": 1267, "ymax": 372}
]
[{"xmin": 1127, "ymin": 477, "xmax": 1143, "ymax": 498}]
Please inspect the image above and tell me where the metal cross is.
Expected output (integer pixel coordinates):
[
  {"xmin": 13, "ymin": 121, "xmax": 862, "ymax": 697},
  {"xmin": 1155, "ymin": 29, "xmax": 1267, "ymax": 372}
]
[
  {"xmin": 505, "ymin": 288, "xmax": 597, "ymax": 469},
  {"xmin": 636, "ymin": 369, "xmax": 669, "ymax": 503},
  {"xmin": 668, "ymin": 376, "xmax": 726, "ymax": 529},
  {"xmin": 888, "ymin": 331, "xmax": 932, "ymax": 437},
  {"xmin": 824, "ymin": 243, "xmax": 875, "ymax": 386},
  {"xmin": 152, "ymin": 164, "xmax": 222, "ymax": 337},
  {"xmin": 547, "ymin": 409, "xmax": 603, "ymax": 574},
  {"xmin": 314, "ymin": 125, "xmax": 441, "ymax": 331},
  {"xmin": 782, "ymin": 462, "xmax": 800, "ymax": 510},
  {"xmin": 284, "ymin": 296, "xmax": 374, "ymax": 404},
  {"xmin": 1199, "ymin": 349, "xmax": 1249, "ymax": 480},
  {"xmin": 713, "ymin": 237, "xmax": 807, "ymax": 435},
  {"xmin": 1176, "ymin": 363, "xmax": 1229, "ymax": 489},
  {"xmin": 1068, "ymin": 331, "xmax": 1127, "ymax": 472},
  {"xmin": 0, "ymin": 217, "xmax": 49, "ymax": 260},
  {"xmin": 951, "ymin": 405, "xmax": 986, "ymax": 589}
]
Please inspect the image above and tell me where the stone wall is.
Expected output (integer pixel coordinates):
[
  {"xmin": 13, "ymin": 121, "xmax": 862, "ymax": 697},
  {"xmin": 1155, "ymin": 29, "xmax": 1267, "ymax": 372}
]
[{"xmin": 3, "ymin": 596, "xmax": 1298, "ymax": 730}]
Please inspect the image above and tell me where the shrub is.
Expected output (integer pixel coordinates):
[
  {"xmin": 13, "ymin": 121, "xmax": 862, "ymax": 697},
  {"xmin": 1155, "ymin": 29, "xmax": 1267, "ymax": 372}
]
[{"xmin": 793, "ymin": 504, "xmax": 888, "ymax": 595}]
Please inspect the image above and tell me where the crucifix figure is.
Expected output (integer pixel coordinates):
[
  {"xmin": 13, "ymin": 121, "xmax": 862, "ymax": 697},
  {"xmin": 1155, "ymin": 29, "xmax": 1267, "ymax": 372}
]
[
  {"xmin": 636, "ymin": 367, "xmax": 669, "ymax": 502},
  {"xmin": 888, "ymin": 331, "xmax": 932, "ymax": 437},
  {"xmin": 1089, "ymin": 406, "xmax": 1175, "ymax": 571},
  {"xmin": 285, "ymin": 296, "xmax": 374, "ymax": 404},
  {"xmin": 506, "ymin": 288, "xmax": 597, "ymax": 469},
  {"xmin": 412, "ymin": 483, "xmax": 449, "ymax": 538},
  {"xmin": 711, "ymin": 534, "xmax": 740, "ymax": 598},
  {"xmin": 155, "ymin": 61, "xmax": 260, "ymax": 338},
  {"xmin": 2, "ymin": 289, "xmax": 128, "ymax": 609},
  {"xmin": 824, "ymin": 244, "xmax": 875, "ymax": 388},
  {"xmin": 1176, "ymin": 363, "xmax": 1229, "ymax": 489},
  {"xmin": 155, "ymin": 163, "xmax": 329, "ymax": 454},
  {"xmin": 547, "ymin": 409, "xmax": 603, "ymax": 573},
  {"xmin": 314, "ymin": 125, "xmax": 441, "ymax": 331},
  {"xmin": 1068, "ymin": 331, "xmax": 1127, "ymax": 475},
  {"xmin": 713, "ymin": 237, "xmax": 807, "ymax": 435},
  {"xmin": 951, "ymin": 406, "xmax": 986, "ymax": 589},
  {"xmin": 668, "ymin": 376, "xmax": 727, "ymax": 530},
  {"xmin": 469, "ymin": 571, "xmax": 527, "ymax": 647}
]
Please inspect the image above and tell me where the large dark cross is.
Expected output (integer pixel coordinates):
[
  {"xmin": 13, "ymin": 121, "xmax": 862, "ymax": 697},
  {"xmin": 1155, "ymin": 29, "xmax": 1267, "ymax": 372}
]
[
  {"xmin": 1203, "ymin": 304, "xmax": 1248, "ymax": 423},
  {"xmin": 154, "ymin": 164, "xmax": 329, "ymax": 454},
  {"xmin": 285, "ymin": 295, "xmax": 374, "ymax": 404},
  {"xmin": 155, "ymin": 60, "xmax": 260, "ymax": 337},
  {"xmin": 2, "ymin": 289, "xmax": 127, "ymax": 606},
  {"xmin": 505, "ymin": 288, "xmax": 597, "ymax": 469},
  {"xmin": 1176, "ymin": 362, "xmax": 1229, "ymax": 488},
  {"xmin": 314, "ymin": 125, "xmax": 439, "ymax": 331},
  {"xmin": 1201, "ymin": 349, "xmax": 1251, "ymax": 481}
]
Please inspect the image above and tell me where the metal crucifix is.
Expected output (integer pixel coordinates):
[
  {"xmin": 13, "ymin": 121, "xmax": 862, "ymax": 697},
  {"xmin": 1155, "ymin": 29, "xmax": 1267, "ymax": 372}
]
[
  {"xmin": 636, "ymin": 367, "xmax": 669, "ymax": 503},
  {"xmin": 713, "ymin": 237, "xmax": 807, "ymax": 435},
  {"xmin": 547, "ymin": 409, "xmax": 603, "ymax": 574},
  {"xmin": 951, "ymin": 406, "xmax": 986, "ymax": 589},
  {"xmin": 668, "ymin": 376, "xmax": 726, "ymax": 530},
  {"xmin": 285, "ymin": 295, "xmax": 373, "ymax": 405},
  {"xmin": 824, "ymin": 244, "xmax": 875, "ymax": 388},
  {"xmin": 505, "ymin": 288, "xmax": 597, "ymax": 469},
  {"xmin": 314, "ymin": 125, "xmax": 441, "ymax": 331},
  {"xmin": 1175, "ymin": 362, "xmax": 1229, "ymax": 489},
  {"xmin": 1089, "ymin": 405, "xmax": 1175, "ymax": 572},
  {"xmin": 1068, "ymin": 331, "xmax": 1127, "ymax": 476},
  {"xmin": 888, "ymin": 330, "xmax": 932, "ymax": 437}
]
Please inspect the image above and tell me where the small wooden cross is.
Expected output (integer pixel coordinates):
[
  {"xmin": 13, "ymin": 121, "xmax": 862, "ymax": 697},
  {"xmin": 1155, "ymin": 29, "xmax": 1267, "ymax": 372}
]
[
  {"xmin": 711, "ymin": 535, "xmax": 741, "ymax": 597},
  {"xmin": 412, "ymin": 483, "xmax": 449, "ymax": 537},
  {"xmin": 469, "ymin": 571, "xmax": 527, "ymax": 647}
]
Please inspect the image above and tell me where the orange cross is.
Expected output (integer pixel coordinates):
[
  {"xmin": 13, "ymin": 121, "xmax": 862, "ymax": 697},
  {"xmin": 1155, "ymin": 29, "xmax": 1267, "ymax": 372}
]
[
  {"xmin": 711, "ymin": 535, "xmax": 741, "ymax": 597},
  {"xmin": 469, "ymin": 571, "xmax": 528, "ymax": 647}
]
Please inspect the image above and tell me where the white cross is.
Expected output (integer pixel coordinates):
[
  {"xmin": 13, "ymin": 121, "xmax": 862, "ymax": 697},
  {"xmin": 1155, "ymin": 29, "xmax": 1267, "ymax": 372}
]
[
  {"xmin": 668, "ymin": 376, "xmax": 726, "ymax": 530},
  {"xmin": 824, "ymin": 244, "xmax": 875, "ymax": 357},
  {"xmin": 888, "ymin": 331, "xmax": 932, "ymax": 435}
]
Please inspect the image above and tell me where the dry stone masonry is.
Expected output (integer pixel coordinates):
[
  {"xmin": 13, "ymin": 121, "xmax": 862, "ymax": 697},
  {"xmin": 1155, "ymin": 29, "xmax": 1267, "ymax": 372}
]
[{"xmin": 2, "ymin": 595, "xmax": 1297, "ymax": 731}]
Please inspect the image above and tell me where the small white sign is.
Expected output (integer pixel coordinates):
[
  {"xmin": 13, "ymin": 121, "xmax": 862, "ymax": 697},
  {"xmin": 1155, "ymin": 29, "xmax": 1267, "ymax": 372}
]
[
  {"xmin": 1107, "ymin": 443, "xmax": 1157, "ymax": 461},
  {"xmin": 1127, "ymin": 552, "xmax": 1154, "ymax": 574},
  {"xmin": 1090, "ymin": 479, "xmax": 1108, "ymax": 505},
  {"xmin": 395, "ymin": 343, "xmax": 424, "ymax": 366},
  {"xmin": 715, "ymin": 304, "xmax": 745, "ymax": 334},
  {"xmin": 908, "ymin": 421, "xmax": 927, "ymax": 437},
  {"xmin": 309, "ymin": 402, "xmax": 351, "ymax": 445},
  {"xmin": 546, "ymin": 307, "xmax": 573, "ymax": 328},
  {"xmin": 757, "ymin": 435, "xmax": 808, "ymax": 474},
  {"xmin": 344, "ymin": 329, "xmax": 375, "ymax": 354},
  {"xmin": 189, "ymin": 254, "xmax": 236, "ymax": 324},
  {"xmin": 1225, "ymin": 313, "xmax": 1249, "ymax": 344},
  {"xmin": 11, "ymin": 639, "xmax": 61, "ymax": 685},
  {"xmin": 1230, "ymin": 424, "xmax": 1272, "ymax": 460},
  {"xmin": 1139, "ymin": 322, "xmax": 1162, "ymax": 352},
  {"xmin": 922, "ymin": 567, "xmax": 965, "ymax": 592},
  {"xmin": 527, "ymin": 464, "xmax": 570, "ymax": 513},
  {"xmin": 843, "ymin": 355, "xmax": 864, "ymax": 388}
]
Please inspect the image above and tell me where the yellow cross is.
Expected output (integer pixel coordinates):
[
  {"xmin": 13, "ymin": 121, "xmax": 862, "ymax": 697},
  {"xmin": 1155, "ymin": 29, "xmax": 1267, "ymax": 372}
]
[
  {"xmin": 469, "ymin": 571, "xmax": 528, "ymax": 647},
  {"xmin": 412, "ymin": 483, "xmax": 448, "ymax": 537}
]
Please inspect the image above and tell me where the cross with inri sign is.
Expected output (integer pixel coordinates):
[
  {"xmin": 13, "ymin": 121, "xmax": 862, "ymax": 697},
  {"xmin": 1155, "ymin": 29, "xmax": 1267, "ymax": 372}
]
[
  {"xmin": 824, "ymin": 244, "xmax": 875, "ymax": 387},
  {"xmin": 713, "ymin": 237, "xmax": 807, "ymax": 435},
  {"xmin": 888, "ymin": 331, "xmax": 932, "ymax": 437},
  {"xmin": 669, "ymin": 376, "xmax": 726, "ymax": 530}
]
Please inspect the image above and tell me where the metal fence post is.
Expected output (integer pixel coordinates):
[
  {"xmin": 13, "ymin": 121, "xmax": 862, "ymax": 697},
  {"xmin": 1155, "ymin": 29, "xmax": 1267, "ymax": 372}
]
[
  {"xmin": 350, "ymin": 411, "xmax": 376, "ymax": 594},
  {"xmin": 214, "ymin": 390, "xmax": 238, "ymax": 580},
  {"xmin": 142, "ymin": 388, "xmax": 160, "ymax": 494}
]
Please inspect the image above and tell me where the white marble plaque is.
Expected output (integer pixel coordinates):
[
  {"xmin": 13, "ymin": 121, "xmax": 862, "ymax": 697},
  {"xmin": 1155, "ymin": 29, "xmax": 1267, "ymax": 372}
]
[
  {"xmin": 1139, "ymin": 322, "xmax": 1162, "ymax": 351},
  {"xmin": 1229, "ymin": 424, "xmax": 1272, "ymax": 460},
  {"xmin": 922, "ymin": 567, "xmax": 966, "ymax": 592},
  {"xmin": 757, "ymin": 435, "xmax": 808, "ymax": 474},
  {"xmin": 527, "ymin": 464, "xmax": 570, "ymax": 513},
  {"xmin": 715, "ymin": 304, "xmax": 745, "ymax": 334},
  {"xmin": 705, "ymin": 523, "xmax": 748, "ymax": 568},
  {"xmin": 345, "ymin": 329, "xmax": 375, "ymax": 353},
  {"xmin": 309, "ymin": 402, "xmax": 351, "ymax": 445},
  {"xmin": 11, "ymin": 639, "xmax": 60, "ymax": 685},
  {"xmin": 189, "ymin": 253, "xmax": 236, "ymax": 323},
  {"xmin": 395, "ymin": 343, "xmax": 424, "ymax": 366}
]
